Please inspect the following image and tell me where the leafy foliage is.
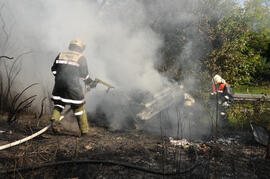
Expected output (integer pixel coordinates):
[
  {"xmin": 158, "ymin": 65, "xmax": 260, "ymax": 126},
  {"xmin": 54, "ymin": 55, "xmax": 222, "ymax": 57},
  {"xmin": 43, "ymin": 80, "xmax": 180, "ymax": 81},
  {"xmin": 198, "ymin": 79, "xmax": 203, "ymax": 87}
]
[
  {"xmin": 205, "ymin": 0, "xmax": 270, "ymax": 86},
  {"xmin": 227, "ymin": 101, "xmax": 270, "ymax": 130},
  {"xmin": 145, "ymin": 0, "xmax": 270, "ymax": 87}
]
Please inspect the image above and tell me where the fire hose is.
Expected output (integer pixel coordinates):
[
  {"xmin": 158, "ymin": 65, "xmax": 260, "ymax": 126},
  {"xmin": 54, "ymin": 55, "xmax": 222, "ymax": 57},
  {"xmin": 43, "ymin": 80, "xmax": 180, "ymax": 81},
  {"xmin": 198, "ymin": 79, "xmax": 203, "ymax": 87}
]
[
  {"xmin": 0, "ymin": 78, "xmax": 114, "ymax": 151},
  {"xmin": 0, "ymin": 80, "xmax": 202, "ymax": 176},
  {"xmin": 0, "ymin": 124, "xmax": 52, "ymax": 151},
  {"xmin": 0, "ymin": 151, "xmax": 200, "ymax": 176}
]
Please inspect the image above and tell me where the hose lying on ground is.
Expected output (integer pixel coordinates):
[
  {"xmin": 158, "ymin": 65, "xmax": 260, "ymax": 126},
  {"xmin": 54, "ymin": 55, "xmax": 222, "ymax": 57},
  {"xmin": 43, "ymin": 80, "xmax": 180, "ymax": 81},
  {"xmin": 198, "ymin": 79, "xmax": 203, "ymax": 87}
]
[
  {"xmin": 0, "ymin": 113, "xmax": 66, "ymax": 151},
  {"xmin": 0, "ymin": 86, "xmax": 111, "ymax": 151},
  {"xmin": 0, "ymin": 124, "xmax": 52, "ymax": 151},
  {"xmin": 0, "ymin": 122, "xmax": 200, "ymax": 175},
  {"xmin": 0, "ymin": 130, "xmax": 200, "ymax": 175},
  {"xmin": 0, "ymin": 156, "xmax": 200, "ymax": 176}
]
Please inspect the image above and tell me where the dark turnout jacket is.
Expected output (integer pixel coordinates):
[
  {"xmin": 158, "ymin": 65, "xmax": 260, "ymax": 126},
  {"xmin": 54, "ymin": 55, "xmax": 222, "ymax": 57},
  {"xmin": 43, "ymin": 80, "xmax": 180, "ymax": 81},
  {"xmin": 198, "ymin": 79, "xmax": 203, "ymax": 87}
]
[{"xmin": 51, "ymin": 50, "xmax": 93, "ymax": 106}]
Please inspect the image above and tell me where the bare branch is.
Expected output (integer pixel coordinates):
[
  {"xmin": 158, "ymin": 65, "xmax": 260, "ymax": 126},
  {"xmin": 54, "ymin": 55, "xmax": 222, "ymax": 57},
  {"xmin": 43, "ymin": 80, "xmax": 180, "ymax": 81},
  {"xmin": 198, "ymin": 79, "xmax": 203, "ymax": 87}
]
[
  {"xmin": 8, "ymin": 95, "xmax": 37, "ymax": 123},
  {"xmin": 5, "ymin": 51, "xmax": 32, "ymax": 100},
  {"xmin": 5, "ymin": 83, "xmax": 38, "ymax": 123},
  {"xmin": 0, "ymin": 56, "xmax": 13, "ymax": 60},
  {"xmin": 38, "ymin": 97, "xmax": 47, "ymax": 119},
  {"xmin": 11, "ymin": 83, "xmax": 38, "ymax": 111}
]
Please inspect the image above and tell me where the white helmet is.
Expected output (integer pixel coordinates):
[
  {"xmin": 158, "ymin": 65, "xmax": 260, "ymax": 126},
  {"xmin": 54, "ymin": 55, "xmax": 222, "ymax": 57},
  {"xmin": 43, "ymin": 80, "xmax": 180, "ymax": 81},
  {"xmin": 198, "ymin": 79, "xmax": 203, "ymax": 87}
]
[
  {"xmin": 213, "ymin": 74, "xmax": 224, "ymax": 84},
  {"xmin": 69, "ymin": 39, "xmax": 85, "ymax": 52}
]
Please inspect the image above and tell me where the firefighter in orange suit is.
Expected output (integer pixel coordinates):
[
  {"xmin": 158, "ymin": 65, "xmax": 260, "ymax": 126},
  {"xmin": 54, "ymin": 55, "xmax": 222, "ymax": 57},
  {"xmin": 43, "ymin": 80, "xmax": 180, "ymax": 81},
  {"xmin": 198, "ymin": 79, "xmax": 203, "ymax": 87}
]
[
  {"xmin": 211, "ymin": 74, "xmax": 234, "ymax": 120},
  {"xmin": 50, "ymin": 39, "xmax": 97, "ymax": 136}
]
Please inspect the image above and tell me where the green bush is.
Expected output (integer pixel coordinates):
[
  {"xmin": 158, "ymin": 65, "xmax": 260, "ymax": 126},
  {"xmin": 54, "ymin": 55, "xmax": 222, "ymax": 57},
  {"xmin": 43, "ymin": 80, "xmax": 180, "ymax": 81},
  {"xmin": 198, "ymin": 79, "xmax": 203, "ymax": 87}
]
[{"xmin": 226, "ymin": 101, "xmax": 270, "ymax": 131}]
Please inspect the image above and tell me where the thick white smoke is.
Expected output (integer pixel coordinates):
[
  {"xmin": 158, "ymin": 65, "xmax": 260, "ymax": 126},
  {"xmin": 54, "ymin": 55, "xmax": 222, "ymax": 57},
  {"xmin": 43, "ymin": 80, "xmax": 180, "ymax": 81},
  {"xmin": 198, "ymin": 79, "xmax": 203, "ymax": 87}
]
[
  {"xmin": 1, "ymin": 0, "xmax": 165, "ymax": 91},
  {"xmin": 0, "ymin": 0, "xmax": 215, "ymax": 137},
  {"xmin": 0, "ymin": 0, "xmax": 169, "ymax": 126}
]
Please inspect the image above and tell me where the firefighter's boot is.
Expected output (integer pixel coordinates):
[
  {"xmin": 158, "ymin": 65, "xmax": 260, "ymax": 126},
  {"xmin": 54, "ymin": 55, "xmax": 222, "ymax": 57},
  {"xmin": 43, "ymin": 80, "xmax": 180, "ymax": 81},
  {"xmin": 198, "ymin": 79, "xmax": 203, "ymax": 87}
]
[
  {"xmin": 74, "ymin": 106, "xmax": 89, "ymax": 136},
  {"xmin": 50, "ymin": 108, "xmax": 62, "ymax": 134}
]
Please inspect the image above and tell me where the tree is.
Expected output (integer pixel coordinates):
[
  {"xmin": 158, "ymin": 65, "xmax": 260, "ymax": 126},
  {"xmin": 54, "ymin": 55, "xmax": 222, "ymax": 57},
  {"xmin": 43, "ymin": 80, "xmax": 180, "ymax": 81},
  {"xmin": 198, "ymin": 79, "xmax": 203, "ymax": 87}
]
[{"xmin": 205, "ymin": 0, "xmax": 270, "ymax": 86}]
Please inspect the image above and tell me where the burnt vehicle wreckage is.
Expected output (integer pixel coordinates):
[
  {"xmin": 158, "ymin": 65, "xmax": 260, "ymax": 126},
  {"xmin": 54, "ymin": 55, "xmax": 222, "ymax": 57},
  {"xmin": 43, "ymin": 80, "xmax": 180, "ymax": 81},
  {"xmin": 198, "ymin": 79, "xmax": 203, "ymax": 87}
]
[
  {"xmin": 0, "ymin": 83, "xmax": 194, "ymax": 149},
  {"xmin": 0, "ymin": 83, "xmax": 270, "ymax": 178}
]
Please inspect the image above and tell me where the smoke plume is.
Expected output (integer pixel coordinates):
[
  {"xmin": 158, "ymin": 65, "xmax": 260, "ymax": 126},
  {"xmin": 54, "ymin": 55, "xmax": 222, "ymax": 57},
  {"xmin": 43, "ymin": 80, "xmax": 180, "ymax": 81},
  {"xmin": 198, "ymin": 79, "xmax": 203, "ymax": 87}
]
[{"xmin": 0, "ymin": 0, "xmax": 218, "ymax": 138}]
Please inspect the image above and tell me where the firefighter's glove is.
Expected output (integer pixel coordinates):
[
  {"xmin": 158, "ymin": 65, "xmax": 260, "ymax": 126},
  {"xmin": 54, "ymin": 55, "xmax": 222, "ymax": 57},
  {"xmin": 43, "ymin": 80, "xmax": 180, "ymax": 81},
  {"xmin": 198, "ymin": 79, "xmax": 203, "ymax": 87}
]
[
  {"xmin": 222, "ymin": 101, "xmax": 230, "ymax": 107},
  {"xmin": 89, "ymin": 80, "xmax": 98, "ymax": 88}
]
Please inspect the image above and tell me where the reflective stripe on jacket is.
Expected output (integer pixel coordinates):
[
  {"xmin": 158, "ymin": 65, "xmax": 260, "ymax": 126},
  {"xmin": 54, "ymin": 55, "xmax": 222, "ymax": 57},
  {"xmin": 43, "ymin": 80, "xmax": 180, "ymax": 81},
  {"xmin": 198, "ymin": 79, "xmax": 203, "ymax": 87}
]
[
  {"xmin": 51, "ymin": 50, "xmax": 92, "ymax": 106},
  {"xmin": 212, "ymin": 82, "xmax": 227, "ymax": 93}
]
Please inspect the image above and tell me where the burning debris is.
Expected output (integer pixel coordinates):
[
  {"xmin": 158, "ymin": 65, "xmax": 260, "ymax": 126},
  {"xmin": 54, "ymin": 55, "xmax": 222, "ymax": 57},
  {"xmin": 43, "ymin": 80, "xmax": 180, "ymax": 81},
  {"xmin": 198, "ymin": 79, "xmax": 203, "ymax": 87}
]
[
  {"xmin": 1, "ymin": 113, "xmax": 270, "ymax": 178},
  {"xmin": 169, "ymin": 137, "xmax": 190, "ymax": 147},
  {"xmin": 208, "ymin": 137, "xmax": 240, "ymax": 146},
  {"xmin": 168, "ymin": 136, "xmax": 241, "ymax": 154},
  {"xmin": 136, "ymin": 84, "xmax": 195, "ymax": 121},
  {"xmin": 86, "ymin": 83, "xmax": 197, "ymax": 133},
  {"xmin": 0, "ymin": 0, "xmax": 269, "ymax": 178}
]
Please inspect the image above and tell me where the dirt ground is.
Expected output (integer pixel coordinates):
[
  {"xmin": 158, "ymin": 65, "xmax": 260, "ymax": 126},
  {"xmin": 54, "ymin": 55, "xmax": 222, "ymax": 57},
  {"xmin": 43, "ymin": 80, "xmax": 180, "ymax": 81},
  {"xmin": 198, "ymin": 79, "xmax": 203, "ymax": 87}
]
[{"xmin": 0, "ymin": 114, "xmax": 270, "ymax": 179}]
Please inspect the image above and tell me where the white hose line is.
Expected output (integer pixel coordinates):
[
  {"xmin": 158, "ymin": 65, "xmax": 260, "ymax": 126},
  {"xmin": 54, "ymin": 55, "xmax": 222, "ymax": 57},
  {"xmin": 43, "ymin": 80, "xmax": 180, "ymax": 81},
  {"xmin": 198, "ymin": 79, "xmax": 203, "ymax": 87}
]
[
  {"xmin": 0, "ymin": 124, "xmax": 52, "ymax": 151},
  {"xmin": 0, "ymin": 115, "xmax": 65, "ymax": 151},
  {"xmin": 0, "ymin": 86, "xmax": 104, "ymax": 151},
  {"xmin": 0, "ymin": 87, "xmax": 111, "ymax": 151}
]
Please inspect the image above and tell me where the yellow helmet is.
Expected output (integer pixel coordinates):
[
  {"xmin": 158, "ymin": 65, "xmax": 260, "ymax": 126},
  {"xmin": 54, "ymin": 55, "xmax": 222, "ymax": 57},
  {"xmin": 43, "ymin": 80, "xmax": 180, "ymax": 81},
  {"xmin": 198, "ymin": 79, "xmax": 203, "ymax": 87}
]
[{"xmin": 69, "ymin": 39, "xmax": 85, "ymax": 52}]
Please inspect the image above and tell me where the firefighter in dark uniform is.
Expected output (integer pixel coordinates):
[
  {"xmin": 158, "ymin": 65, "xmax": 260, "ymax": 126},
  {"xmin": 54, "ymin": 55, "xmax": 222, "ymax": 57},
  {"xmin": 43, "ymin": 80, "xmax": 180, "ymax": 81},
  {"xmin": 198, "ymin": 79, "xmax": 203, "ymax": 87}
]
[
  {"xmin": 50, "ymin": 39, "xmax": 97, "ymax": 136},
  {"xmin": 211, "ymin": 74, "xmax": 234, "ymax": 121}
]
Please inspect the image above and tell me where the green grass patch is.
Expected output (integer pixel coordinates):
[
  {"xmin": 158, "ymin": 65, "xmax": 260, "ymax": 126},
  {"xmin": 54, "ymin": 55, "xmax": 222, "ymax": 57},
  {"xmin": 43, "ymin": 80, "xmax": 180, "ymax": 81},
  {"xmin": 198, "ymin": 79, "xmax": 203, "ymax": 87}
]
[
  {"xmin": 226, "ymin": 103, "xmax": 252, "ymax": 130},
  {"xmin": 226, "ymin": 102, "xmax": 270, "ymax": 131},
  {"xmin": 232, "ymin": 85, "xmax": 270, "ymax": 94}
]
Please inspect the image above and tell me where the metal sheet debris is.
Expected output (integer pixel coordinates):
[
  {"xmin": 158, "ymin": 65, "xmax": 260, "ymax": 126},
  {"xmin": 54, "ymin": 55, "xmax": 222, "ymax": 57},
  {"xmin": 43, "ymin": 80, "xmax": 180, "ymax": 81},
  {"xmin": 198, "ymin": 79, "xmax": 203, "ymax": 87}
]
[
  {"xmin": 136, "ymin": 85, "xmax": 195, "ymax": 121},
  {"xmin": 250, "ymin": 121, "xmax": 269, "ymax": 146}
]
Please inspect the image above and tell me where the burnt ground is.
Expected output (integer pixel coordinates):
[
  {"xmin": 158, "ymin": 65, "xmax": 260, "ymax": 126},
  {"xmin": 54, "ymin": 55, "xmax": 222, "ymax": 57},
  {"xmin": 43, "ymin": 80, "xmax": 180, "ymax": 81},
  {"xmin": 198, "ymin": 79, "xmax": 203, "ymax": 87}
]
[{"xmin": 0, "ymin": 114, "xmax": 270, "ymax": 179}]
